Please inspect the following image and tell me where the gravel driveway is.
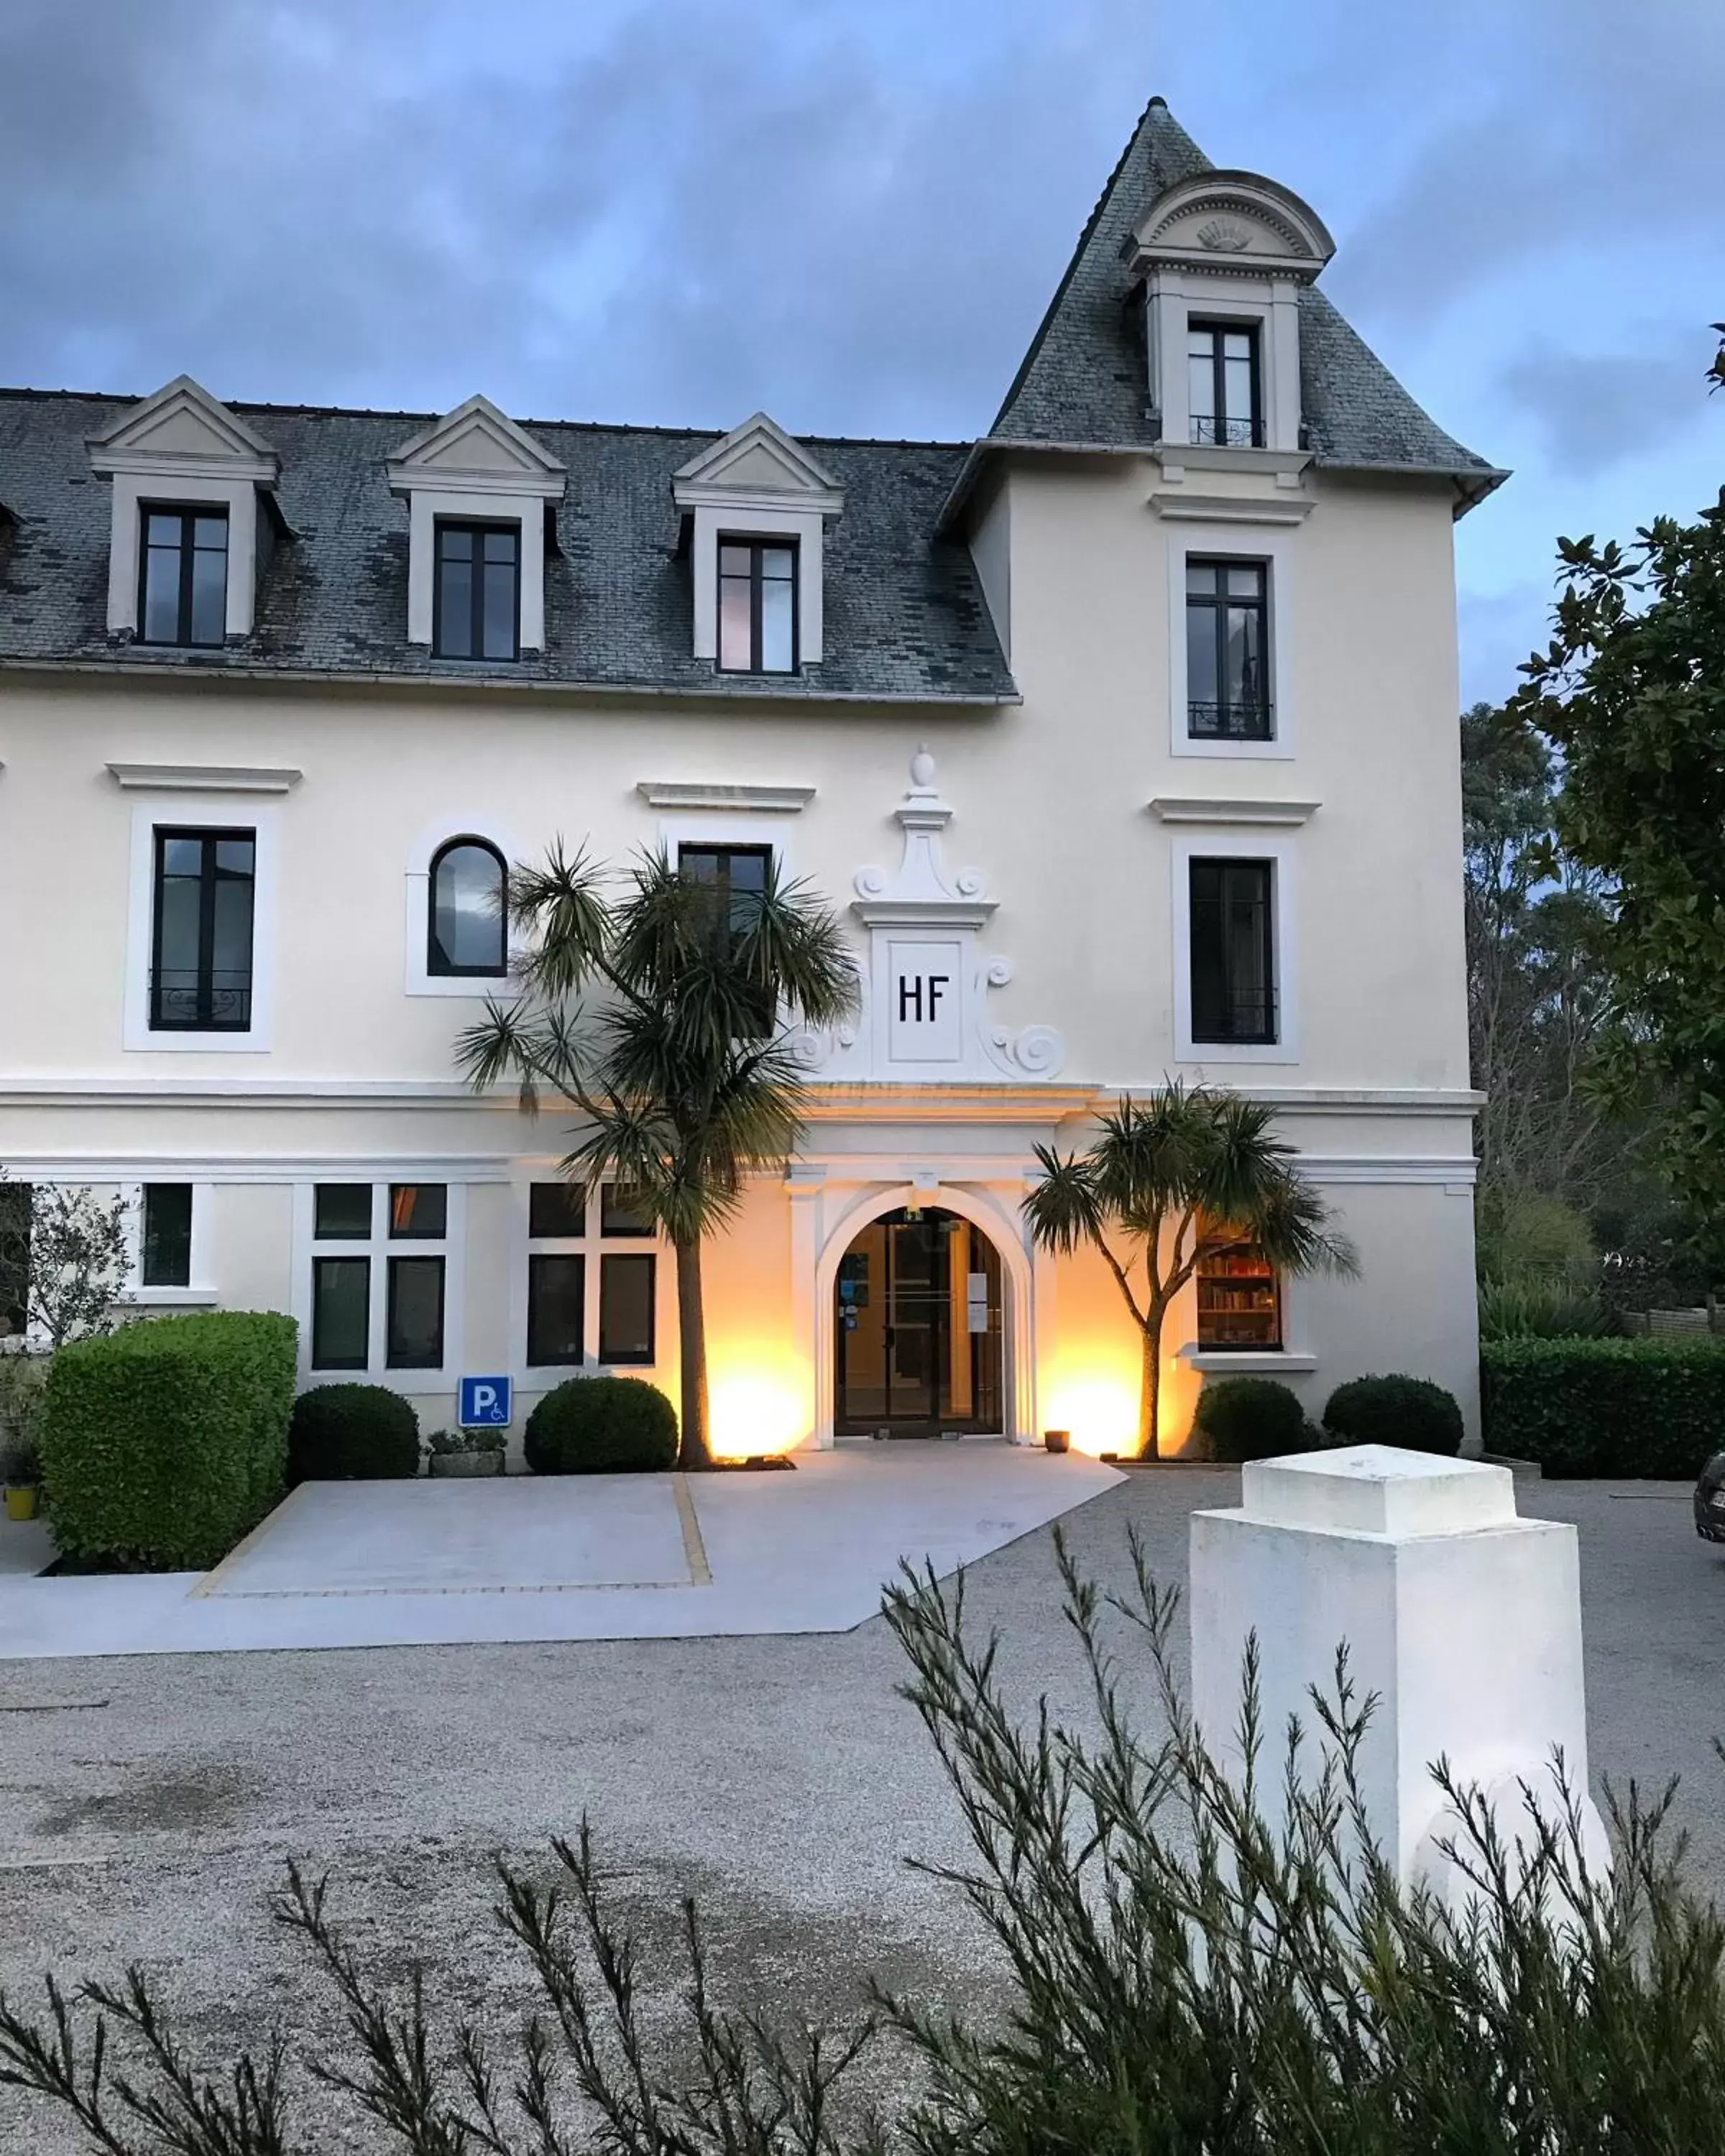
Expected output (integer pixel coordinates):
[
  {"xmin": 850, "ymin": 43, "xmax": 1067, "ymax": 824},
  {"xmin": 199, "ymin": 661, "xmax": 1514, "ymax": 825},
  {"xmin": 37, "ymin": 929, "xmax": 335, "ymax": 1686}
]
[{"xmin": 2, "ymin": 1470, "xmax": 1721, "ymax": 2152}]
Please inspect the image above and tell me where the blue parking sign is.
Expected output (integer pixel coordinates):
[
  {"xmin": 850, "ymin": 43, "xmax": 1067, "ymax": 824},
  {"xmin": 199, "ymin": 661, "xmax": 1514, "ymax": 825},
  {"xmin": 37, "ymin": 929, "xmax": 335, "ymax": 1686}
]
[{"xmin": 458, "ymin": 1375, "xmax": 512, "ymax": 1428}]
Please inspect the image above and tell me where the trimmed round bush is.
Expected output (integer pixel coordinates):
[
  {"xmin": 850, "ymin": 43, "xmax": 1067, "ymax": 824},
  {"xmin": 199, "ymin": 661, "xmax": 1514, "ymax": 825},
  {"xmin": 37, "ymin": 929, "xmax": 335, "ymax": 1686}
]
[
  {"xmin": 288, "ymin": 1384, "xmax": 420, "ymax": 1483},
  {"xmin": 525, "ymin": 1376, "xmax": 677, "ymax": 1474},
  {"xmin": 1192, "ymin": 1376, "xmax": 1308, "ymax": 1463},
  {"xmin": 1321, "ymin": 1373, "xmax": 1463, "ymax": 1457}
]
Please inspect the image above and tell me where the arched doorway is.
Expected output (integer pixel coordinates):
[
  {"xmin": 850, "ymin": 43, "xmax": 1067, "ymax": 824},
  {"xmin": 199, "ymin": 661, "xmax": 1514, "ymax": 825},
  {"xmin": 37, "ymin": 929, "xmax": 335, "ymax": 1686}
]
[{"xmin": 833, "ymin": 1206, "xmax": 1006, "ymax": 1437}]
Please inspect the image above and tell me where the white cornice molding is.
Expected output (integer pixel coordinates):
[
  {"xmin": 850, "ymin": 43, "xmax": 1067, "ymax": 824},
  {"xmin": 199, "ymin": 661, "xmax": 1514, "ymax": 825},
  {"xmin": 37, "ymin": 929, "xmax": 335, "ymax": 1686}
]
[
  {"xmin": 1150, "ymin": 491, "xmax": 1312, "ymax": 525},
  {"xmin": 107, "ymin": 762, "xmax": 303, "ymax": 794},
  {"xmin": 1149, "ymin": 796, "xmax": 1318, "ymax": 826},
  {"xmin": 635, "ymin": 781, "xmax": 815, "ymax": 814},
  {"xmin": 1152, "ymin": 443, "xmax": 1312, "ymax": 485},
  {"xmin": 87, "ymin": 374, "xmax": 280, "ymax": 482}
]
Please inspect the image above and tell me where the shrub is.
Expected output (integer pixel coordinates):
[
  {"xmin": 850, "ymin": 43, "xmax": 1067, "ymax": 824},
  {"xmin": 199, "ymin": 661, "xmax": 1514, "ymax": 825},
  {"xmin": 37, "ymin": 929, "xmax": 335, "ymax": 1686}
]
[
  {"xmin": 1482, "ymin": 1335, "xmax": 1725, "ymax": 1477},
  {"xmin": 1321, "ymin": 1373, "xmax": 1463, "ymax": 1456},
  {"xmin": 40, "ymin": 1312, "xmax": 296, "ymax": 1569},
  {"xmin": 288, "ymin": 1384, "xmax": 420, "ymax": 1483},
  {"xmin": 1190, "ymin": 1375, "xmax": 1307, "ymax": 1462},
  {"xmin": 525, "ymin": 1376, "xmax": 677, "ymax": 1473},
  {"xmin": 3, "ymin": 1537, "xmax": 1722, "ymax": 2154},
  {"xmin": 426, "ymin": 1425, "xmax": 505, "ymax": 1457},
  {"xmin": 1478, "ymin": 1274, "xmax": 1614, "ymax": 1340},
  {"xmin": 1475, "ymin": 1185, "xmax": 1596, "ymax": 1282}
]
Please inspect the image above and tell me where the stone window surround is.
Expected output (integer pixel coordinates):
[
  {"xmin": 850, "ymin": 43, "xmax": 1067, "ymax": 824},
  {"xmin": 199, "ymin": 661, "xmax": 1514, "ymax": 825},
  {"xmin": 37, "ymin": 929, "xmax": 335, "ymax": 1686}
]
[
  {"xmin": 290, "ymin": 1178, "xmax": 466, "ymax": 1394},
  {"xmin": 1168, "ymin": 828, "xmax": 1300, "ymax": 1068},
  {"xmin": 1146, "ymin": 268, "xmax": 1303, "ymax": 461},
  {"xmin": 121, "ymin": 796, "xmax": 280, "ymax": 1055},
  {"xmin": 124, "ymin": 1179, "xmax": 218, "ymax": 1309},
  {"xmin": 100, "ymin": 468, "xmax": 274, "ymax": 642},
  {"xmin": 401, "ymin": 484, "xmax": 558, "ymax": 653},
  {"xmin": 403, "ymin": 816, "xmax": 523, "ymax": 1000},
  {"xmin": 1164, "ymin": 520, "xmax": 1297, "ymax": 763}
]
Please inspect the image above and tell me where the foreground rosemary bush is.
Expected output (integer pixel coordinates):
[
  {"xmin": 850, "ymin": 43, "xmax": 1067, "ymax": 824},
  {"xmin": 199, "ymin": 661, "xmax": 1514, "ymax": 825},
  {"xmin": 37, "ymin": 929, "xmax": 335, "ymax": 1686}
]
[{"xmin": 4, "ymin": 1532, "xmax": 1724, "ymax": 2152}]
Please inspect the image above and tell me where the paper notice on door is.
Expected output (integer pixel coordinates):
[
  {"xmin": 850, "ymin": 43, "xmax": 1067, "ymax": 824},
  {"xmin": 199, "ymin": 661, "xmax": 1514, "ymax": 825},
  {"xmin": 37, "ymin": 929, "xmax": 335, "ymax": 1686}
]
[{"xmin": 966, "ymin": 1271, "xmax": 989, "ymax": 1332}]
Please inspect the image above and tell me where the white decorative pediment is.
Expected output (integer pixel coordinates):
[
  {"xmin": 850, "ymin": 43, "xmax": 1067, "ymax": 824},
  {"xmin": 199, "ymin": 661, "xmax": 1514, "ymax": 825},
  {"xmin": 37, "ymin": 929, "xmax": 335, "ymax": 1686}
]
[
  {"xmin": 673, "ymin": 413, "xmax": 844, "ymax": 515},
  {"xmin": 1123, "ymin": 170, "xmax": 1335, "ymax": 282},
  {"xmin": 385, "ymin": 394, "xmax": 565, "ymax": 499},
  {"xmin": 88, "ymin": 375, "xmax": 278, "ymax": 482},
  {"xmin": 792, "ymin": 749, "xmax": 1064, "ymax": 1083}
]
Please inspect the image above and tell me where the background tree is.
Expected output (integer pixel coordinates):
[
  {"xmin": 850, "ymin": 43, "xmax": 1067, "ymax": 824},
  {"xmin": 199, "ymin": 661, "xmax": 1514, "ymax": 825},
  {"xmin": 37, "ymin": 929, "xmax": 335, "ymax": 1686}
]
[
  {"xmin": 1508, "ymin": 458, "xmax": 1725, "ymax": 1271},
  {"xmin": 456, "ymin": 845, "xmax": 858, "ymax": 1470},
  {"xmin": 1022, "ymin": 1085, "xmax": 1356, "ymax": 1460},
  {"xmin": 0, "ymin": 1174, "xmax": 131, "ymax": 1350}
]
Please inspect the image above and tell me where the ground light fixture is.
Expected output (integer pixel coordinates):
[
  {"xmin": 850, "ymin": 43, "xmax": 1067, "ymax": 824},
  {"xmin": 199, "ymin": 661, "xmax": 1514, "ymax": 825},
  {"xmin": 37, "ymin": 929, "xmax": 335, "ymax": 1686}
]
[{"xmin": 1044, "ymin": 1429, "xmax": 1070, "ymax": 1454}]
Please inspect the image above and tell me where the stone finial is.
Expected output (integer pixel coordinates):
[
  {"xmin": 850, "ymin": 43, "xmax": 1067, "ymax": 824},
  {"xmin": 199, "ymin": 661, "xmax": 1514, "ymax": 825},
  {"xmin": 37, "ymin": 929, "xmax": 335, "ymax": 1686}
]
[{"xmin": 909, "ymin": 743, "xmax": 936, "ymax": 789}]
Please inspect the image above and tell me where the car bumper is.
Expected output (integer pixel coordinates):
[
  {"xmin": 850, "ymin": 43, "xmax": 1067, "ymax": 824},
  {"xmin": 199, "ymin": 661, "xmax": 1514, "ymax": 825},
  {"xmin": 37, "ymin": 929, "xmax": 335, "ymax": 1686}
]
[{"xmin": 1696, "ymin": 1508, "xmax": 1725, "ymax": 1542}]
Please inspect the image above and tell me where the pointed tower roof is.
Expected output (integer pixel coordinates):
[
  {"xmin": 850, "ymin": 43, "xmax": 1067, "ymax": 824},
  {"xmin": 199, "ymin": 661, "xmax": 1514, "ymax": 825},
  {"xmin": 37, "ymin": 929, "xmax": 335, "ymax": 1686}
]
[{"xmin": 985, "ymin": 96, "xmax": 1501, "ymax": 505}]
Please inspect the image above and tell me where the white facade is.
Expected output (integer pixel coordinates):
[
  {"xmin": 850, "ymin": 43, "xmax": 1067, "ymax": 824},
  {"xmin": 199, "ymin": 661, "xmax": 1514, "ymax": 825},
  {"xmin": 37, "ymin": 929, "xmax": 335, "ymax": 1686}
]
[{"xmin": 0, "ymin": 101, "xmax": 1498, "ymax": 1456}]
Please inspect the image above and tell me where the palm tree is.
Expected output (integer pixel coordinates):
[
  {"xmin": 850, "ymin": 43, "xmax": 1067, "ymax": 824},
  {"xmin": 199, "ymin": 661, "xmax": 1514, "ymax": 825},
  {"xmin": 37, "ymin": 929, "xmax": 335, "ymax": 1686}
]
[
  {"xmin": 456, "ymin": 844, "xmax": 860, "ymax": 1470},
  {"xmin": 1022, "ymin": 1084, "xmax": 1358, "ymax": 1460}
]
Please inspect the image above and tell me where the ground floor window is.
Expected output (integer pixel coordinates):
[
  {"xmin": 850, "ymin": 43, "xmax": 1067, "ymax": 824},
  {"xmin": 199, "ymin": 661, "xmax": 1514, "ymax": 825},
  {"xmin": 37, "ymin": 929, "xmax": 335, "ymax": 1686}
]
[
  {"xmin": 140, "ymin": 1183, "xmax": 193, "ymax": 1288},
  {"xmin": 525, "ymin": 1180, "xmax": 658, "ymax": 1370},
  {"xmin": 1195, "ymin": 1235, "xmax": 1282, "ymax": 1350},
  {"xmin": 0, "ymin": 1181, "xmax": 29, "ymax": 1339},
  {"xmin": 308, "ymin": 1181, "xmax": 451, "ymax": 1374}
]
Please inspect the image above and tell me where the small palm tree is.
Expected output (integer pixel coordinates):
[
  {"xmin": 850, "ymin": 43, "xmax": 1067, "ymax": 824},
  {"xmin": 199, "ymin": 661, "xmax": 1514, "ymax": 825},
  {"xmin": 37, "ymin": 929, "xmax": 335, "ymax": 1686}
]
[
  {"xmin": 1023, "ymin": 1083, "xmax": 1358, "ymax": 1460},
  {"xmin": 456, "ymin": 844, "xmax": 860, "ymax": 1470}
]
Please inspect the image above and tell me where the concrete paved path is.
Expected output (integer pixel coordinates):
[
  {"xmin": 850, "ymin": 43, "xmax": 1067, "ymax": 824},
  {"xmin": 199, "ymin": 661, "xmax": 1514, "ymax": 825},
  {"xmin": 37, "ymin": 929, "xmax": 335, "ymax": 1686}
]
[{"xmin": 0, "ymin": 1445, "xmax": 1122, "ymax": 1661}]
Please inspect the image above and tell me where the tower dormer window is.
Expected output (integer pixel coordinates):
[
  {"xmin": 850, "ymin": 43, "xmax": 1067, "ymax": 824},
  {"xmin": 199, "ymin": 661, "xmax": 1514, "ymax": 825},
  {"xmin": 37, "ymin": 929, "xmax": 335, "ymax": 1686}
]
[
  {"xmin": 140, "ymin": 508, "xmax": 229, "ymax": 648},
  {"xmin": 1187, "ymin": 323, "xmax": 1262, "ymax": 448},
  {"xmin": 717, "ymin": 538, "xmax": 798, "ymax": 673}
]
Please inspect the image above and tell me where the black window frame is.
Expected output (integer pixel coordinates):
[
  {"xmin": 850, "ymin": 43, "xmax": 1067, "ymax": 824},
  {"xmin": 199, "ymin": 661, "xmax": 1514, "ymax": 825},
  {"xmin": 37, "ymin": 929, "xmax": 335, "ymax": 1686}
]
[
  {"xmin": 1185, "ymin": 556, "xmax": 1272, "ymax": 741},
  {"xmin": 715, "ymin": 535, "xmax": 799, "ymax": 675},
  {"xmin": 137, "ymin": 504, "xmax": 229, "ymax": 648},
  {"xmin": 385, "ymin": 1253, "xmax": 446, "ymax": 1370},
  {"xmin": 526, "ymin": 1251, "xmax": 586, "ymax": 1368},
  {"xmin": 1189, "ymin": 856, "xmax": 1278, "ymax": 1047},
  {"xmin": 528, "ymin": 1181, "xmax": 589, "ymax": 1240},
  {"xmin": 598, "ymin": 1252, "xmax": 656, "ymax": 1366},
  {"xmin": 0, "ymin": 1180, "xmax": 30, "ymax": 1340},
  {"xmin": 1187, "ymin": 319, "xmax": 1264, "ymax": 449},
  {"xmin": 149, "ymin": 825, "xmax": 256, "ymax": 1033},
  {"xmin": 431, "ymin": 517, "xmax": 521, "ymax": 663},
  {"xmin": 310, "ymin": 1256, "xmax": 371, "ymax": 1372},
  {"xmin": 427, "ymin": 835, "xmax": 508, "ymax": 978},
  {"xmin": 140, "ymin": 1184, "xmax": 194, "ymax": 1289},
  {"xmin": 676, "ymin": 842, "xmax": 776, "ymax": 1036}
]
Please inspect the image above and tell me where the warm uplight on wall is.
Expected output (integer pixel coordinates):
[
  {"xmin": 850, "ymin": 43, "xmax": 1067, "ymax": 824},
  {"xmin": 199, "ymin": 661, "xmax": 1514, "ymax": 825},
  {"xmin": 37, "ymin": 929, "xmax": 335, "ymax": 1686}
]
[
  {"xmin": 1040, "ymin": 1373, "xmax": 1141, "ymax": 1458},
  {"xmin": 708, "ymin": 1353, "xmax": 811, "ymax": 1459}
]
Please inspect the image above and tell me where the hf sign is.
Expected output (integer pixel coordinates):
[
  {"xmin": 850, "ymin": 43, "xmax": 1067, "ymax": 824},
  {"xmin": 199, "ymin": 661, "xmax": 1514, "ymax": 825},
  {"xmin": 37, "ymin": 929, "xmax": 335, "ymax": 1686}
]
[{"xmin": 886, "ymin": 937, "xmax": 964, "ymax": 1064}]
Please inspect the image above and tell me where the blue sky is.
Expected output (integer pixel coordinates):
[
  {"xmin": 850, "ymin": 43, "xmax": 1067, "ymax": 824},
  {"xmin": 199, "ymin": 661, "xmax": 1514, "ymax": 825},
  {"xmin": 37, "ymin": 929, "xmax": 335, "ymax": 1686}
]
[{"xmin": 2, "ymin": 0, "xmax": 1718, "ymax": 706}]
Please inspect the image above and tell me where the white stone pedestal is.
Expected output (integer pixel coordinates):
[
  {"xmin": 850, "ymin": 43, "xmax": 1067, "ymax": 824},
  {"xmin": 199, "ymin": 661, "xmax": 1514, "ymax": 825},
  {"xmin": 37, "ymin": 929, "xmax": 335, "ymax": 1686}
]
[{"xmin": 1190, "ymin": 1445, "xmax": 1609, "ymax": 1896}]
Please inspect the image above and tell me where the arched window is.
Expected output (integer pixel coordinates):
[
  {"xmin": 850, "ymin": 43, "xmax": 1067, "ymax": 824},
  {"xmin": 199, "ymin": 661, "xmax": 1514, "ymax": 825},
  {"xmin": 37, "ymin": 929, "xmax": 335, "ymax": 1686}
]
[{"xmin": 428, "ymin": 837, "xmax": 507, "ymax": 977}]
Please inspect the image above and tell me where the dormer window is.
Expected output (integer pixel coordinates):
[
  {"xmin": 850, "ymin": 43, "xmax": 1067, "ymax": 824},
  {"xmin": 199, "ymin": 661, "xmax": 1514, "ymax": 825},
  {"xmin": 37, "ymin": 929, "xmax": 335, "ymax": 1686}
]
[
  {"xmin": 386, "ymin": 395, "xmax": 565, "ymax": 656},
  {"xmin": 717, "ymin": 538, "xmax": 798, "ymax": 673},
  {"xmin": 88, "ymin": 376, "xmax": 280, "ymax": 643},
  {"xmin": 140, "ymin": 507, "xmax": 229, "ymax": 648},
  {"xmin": 673, "ymin": 413, "xmax": 843, "ymax": 675},
  {"xmin": 433, "ymin": 521, "xmax": 520, "ymax": 661},
  {"xmin": 1187, "ymin": 323, "xmax": 1262, "ymax": 448}
]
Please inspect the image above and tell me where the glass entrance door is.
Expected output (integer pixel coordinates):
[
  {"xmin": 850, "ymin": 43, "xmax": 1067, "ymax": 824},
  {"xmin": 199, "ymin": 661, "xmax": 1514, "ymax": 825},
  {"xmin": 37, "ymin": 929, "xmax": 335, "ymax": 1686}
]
[{"xmin": 834, "ymin": 1207, "xmax": 1003, "ymax": 1437}]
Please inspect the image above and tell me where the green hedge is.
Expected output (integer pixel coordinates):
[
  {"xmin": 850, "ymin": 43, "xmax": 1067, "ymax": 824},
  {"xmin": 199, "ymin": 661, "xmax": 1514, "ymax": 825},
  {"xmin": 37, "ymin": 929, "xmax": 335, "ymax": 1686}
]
[
  {"xmin": 40, "ymin": 1312, "xmax": 298, "ymax": 1568},
  {"xmin": 1322, "ymin": 1373, "xmax": 1463, "ymax": 1457},
  {"xmin": 288, "ymin": 1383, "xmax": 420, "ymax": 1483},
  {"xmin": 525, "ymin": 1376, "xmax": 677, "ymax": 1473},
  {"xmin": 1481, "ymin": 1336, "xmax": 1725, "ymax": 1478}
]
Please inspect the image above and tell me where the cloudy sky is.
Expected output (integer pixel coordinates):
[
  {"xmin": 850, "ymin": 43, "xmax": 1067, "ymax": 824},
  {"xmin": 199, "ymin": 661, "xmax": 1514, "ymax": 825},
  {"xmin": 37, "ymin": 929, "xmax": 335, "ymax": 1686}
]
[{"xmin": 3, "ymin": 0, "xmax": 1718, "ymax": 704}]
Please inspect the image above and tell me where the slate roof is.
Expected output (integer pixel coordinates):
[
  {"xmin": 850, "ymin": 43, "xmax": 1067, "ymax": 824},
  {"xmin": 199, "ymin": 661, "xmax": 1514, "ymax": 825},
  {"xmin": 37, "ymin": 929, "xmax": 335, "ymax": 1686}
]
[
  {"xmin": 0, "ymin": 395, "xmax": 1016, "ymax": 701},
  {"xmin": 0, "ymin": 96, "xmax": 1499, "ymax": 694},
  {"xmin": 989, "ymin": 98, "xmax": 1501, "ymax": 495}
]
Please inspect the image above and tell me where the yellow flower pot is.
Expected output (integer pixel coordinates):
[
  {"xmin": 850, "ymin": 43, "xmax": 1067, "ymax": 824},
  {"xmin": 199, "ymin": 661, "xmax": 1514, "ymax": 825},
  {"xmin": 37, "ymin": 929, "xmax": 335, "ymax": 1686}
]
[{"xmin": 4, "ymin": 1485, "xmax": 39, "ymax": 1522}]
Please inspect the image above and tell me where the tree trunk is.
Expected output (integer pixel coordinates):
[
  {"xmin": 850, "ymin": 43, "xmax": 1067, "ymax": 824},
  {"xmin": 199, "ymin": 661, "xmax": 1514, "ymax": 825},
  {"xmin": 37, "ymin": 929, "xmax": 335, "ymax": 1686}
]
[
  {"xmin": 1136, "ymin": 1303, "xmax": 1166, "ymax": 1460},
  {"xmin": 673, "ymin": 1232, "xmax": 714, "ymax": 1472}
]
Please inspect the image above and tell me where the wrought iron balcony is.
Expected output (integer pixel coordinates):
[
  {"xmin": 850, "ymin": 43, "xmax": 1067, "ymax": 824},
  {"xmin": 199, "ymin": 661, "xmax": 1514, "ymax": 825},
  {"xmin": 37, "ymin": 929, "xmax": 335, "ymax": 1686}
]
[
  {"xmin": 149, "ymin": 968, "xmax": 254, "ymax": 1031},
  {"xmin": 1189, "ymin": 415, "xmax": 1261, "ymax": 448},
  {"xmin": 1188, "ymin": 698, "xmax": 1274, "ymax": 742},
  {"xmin": 1191, "ymin": 986, "xmax": 1279, "ymax": 1048}
]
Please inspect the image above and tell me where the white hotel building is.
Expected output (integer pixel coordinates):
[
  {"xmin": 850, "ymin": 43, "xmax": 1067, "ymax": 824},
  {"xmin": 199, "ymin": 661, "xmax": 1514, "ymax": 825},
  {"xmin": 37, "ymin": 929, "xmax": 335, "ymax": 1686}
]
[{"xmin": 0, "ymin": 100, "xmax": 1500, "ymax": 1456}]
